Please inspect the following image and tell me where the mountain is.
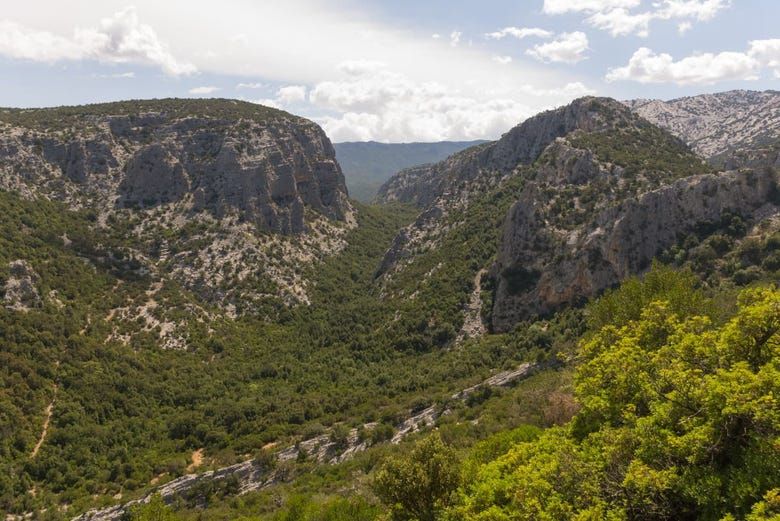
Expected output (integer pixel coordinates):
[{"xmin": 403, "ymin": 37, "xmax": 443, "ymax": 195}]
[
  {"xmin": 333, "ymin": 140, "xmax": 487, "ymax": 202},
  {"xmin": 0, "ymin": 99, "xmax": 354, "ymax": 314},
  {"xmin": 626, "ymin": 89, "xmax": 780, "ymax": 165},
  {"xmin": 377, "ymin": 96, "xmax": 780, "ymax": 332}
]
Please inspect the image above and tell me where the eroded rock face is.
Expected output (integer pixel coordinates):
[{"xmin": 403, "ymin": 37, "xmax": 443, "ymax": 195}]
[
  {"xmin": 120, "ymin": 144, "xmax": 189, "ymax": 206},
  {"xmin": 491, "ymin": 168, "xmax": 778, "ymax": 331},
  {"xmin": 377, "ymin": 94, "xmax": 780, "ymax": 334},
  {"xmin": 0, "ymin": 100, "xmax": 354, "ymax": 311},
  {"xmin": 0, "ymin": 101, "xmax": 350, "ymax": 235},
  {"xmin": 3, "ymin": 260, "xmax": 41, "ymax": 311}
]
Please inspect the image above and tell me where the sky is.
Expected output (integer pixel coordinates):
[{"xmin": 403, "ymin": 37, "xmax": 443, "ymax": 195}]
[{"xmin": 0, "ymin": 0, "xmax": 778, "ymax": 143}]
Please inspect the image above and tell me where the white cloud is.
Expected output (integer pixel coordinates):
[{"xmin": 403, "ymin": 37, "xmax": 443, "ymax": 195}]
[
  {"xmin": 450, "ymin": 31, "xmax": 462, "ymax": 47},
  {"xmin": 252, "ymin": 98, "xmax": 281, "ymax": 109},
  {"xmin": 236, "ymin": 82, "xmax": 264, "ymax": 89},
  {"xmin": 309, "ymin": 61, "xmax": 591, "ymax": 142},
  {"xmin": 0, "ymin": 7, "xmax": 195, "ymax": 75},
  {"xmin": 678, "ymin": 21, "xmax": 693, "ymax": 34},
  {"xmin": 277, "ymin": 85, "xmax": 307, "ymax": 104},
  {"xmin": 189, "ymin": 86, "xmax": 220, "ymax": 94},
  {"xmin": 749, "ymin": 39, "xmax": 780, "ymax": 71},
  {"xmin": 543, "ymin": 0, "xmax": 640, "ymax": 14},
  {"xmin": 526, "ymin": 32, "xmax": 589, "ymax": 64},
  {"xmin": 492, "ymin": 55, "xmax": 513, "ymax": 65},
  {"xmin": 432, "ymin": 33, "xmax": 441, "ymax": 40},
  {"xmin": 544, "ymin": 0, "xmax": 730, "ymax": 37},
  {"xmin": 485, "ymin": 27, "xmax": 553, "ymax": 40},
  {"xmin": 93, "ymin": 71, "xmax": 135, "ymax": 78},
  {"xmin": 587, "ymin": 9, "xmax": 654, "ymax": 37},
  {"xmin": 659, "ymin": 0, "xmax": 730, "ymax": 21},
  {"xmin": 230, "ymin": 33, "xmax": 249, "ymax": 46},
  {"xmin": 605, "ymin": 41, "xmax": 780, "ymax": 84}
]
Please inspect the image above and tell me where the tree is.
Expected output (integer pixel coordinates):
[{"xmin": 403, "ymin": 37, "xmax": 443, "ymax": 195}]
[
  {"xmin": 373, "ymin": 433, "xmax": 460, "ymax": 521},
  {"xmin": 449, "ymin": 285, "xmax": 780, "ymax": 521}
]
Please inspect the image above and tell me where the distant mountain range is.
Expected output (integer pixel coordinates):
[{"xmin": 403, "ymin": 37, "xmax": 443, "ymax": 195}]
[{"xmin": 334, "ymin": 140, "xmax": 487, "ymax": 202}]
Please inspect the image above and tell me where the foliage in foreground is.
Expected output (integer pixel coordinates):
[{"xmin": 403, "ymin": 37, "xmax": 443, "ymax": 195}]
[{"xmin": 448, "ymin": 284, "xmax": 780, "ymax": 521}]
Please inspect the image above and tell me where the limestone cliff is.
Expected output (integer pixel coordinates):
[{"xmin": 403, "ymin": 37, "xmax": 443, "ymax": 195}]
[
  {"xmin": 491, "ymin": 168, "xmax": 777, "ymax": 331},
  {"xmin": 0, "ymin": 99, "xmax": 354, "ymax": 312},
  {"xmin": 0, "ymin": 99, "xmax": 350, "ymax": 234}
]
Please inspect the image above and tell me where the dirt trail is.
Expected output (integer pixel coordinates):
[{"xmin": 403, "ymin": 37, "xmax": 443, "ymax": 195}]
[
  {"xmin": 30, "ymin": 385, "xmax": 57, "ymax": 458},
  {"xmin": 186, "ymin": 449, "xmax": 204, "ymax": 472}
]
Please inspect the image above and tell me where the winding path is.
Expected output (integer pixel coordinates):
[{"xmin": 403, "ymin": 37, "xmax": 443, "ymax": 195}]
[{"xmin": 30, "ymin": 385, "xmax": 57, "ymax": 458}]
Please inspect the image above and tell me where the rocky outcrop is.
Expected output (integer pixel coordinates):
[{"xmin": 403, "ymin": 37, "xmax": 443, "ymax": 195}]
[
  {"xmin": 3, "ymin": 260, "xmax": 41, "ymax": 311},
  {"xmin": 377, "ymin": 94, "xmax": 780, "ymax": 333},
  {"xmin": 491, "ymin": 168, "xmax": 778, "ymax": 331},
  {"xmin": 0, "ymin": 99, "xmax": 351, "ymax": 235},
  {"xmin": 627, "ymin": 90, "xmax": 780, "ymax": 161},
  {"xmin": 120, "ymin": 144, "xmax": 189, "ymax": 205}
]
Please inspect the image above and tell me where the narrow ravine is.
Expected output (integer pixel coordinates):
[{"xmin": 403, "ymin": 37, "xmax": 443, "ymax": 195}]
[{"xmin": 457, "ymin": 268, "xmax": 487, "ymax": 343}]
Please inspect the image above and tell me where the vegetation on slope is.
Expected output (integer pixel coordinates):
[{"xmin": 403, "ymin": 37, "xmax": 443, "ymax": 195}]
[
  {"xmin": 0, "ymin": 98, "xmax": 293, "ymax": 131},
  {"xmin": 0, "ymin": 192, "xmax": 572, "ymax": 518},
  {"xmin": 131, "ymin": 267, "xmax": 780, "ymax": 521}
]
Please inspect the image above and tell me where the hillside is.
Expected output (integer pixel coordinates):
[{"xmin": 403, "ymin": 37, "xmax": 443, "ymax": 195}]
[
  {"xmin": 333, "ymin": 140, "xmax": 486, "ymax": 202},
  {"xmin": 377, "ymin": 97, "xmax": 780, "ymax": 334}
]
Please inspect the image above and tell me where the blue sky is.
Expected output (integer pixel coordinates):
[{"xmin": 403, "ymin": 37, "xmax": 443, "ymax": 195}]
[{"xmin": 1, "ymin": 0, "xmax": 778, "ymax": 142}]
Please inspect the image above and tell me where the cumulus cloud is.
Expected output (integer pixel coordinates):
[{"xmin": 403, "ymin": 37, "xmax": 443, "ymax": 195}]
[
  {"xmin": 660, "ymin": 0, "xmax": 730, "ymax": 21},
  {"xmin": 189, "ymin": 86, "xmax": 220, "ymax": 94},
  {"xmin": 544, "ymin": 0, "xmax": 730, "ymax": 37},
  {"xmin": 485, "ymin": 27, "xmax": 553, "ymax": 40},
  {"xmin": 277, "ymin": 85, "xmax": 307, "ymax": 104},
  {"xmin": 0, "ymin": 7, "xmax": 195, "ymax": 75},
  {"xmin": 587, "ymin": 9, "xmax": 654, "ymax": 37},
  {"xmin": 526, "ymin": 32, "xmax": 589, "ymax": 64},
  {"xmin": 492, "ymin": 55, "xmax": 513, "ymax": 65},
  {"xmin": 450, "ymin": 31, "xmax": 462, "ymax": 47},
  {"xmin": 606, "ymin": 39, "xmax": 780, "ymax": 84},
  {"xmin": 308, "ymin": 61, "xmax": 592, "ymax": 142}
]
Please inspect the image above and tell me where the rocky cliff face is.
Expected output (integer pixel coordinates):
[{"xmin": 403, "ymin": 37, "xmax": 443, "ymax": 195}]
[
  {"xmin": 0, "ymin": 100, "xmax": 350, "ymax": 234},
  {"xmin": 0, "ymin": 99, "xmax": 354, "ymax": 313},
  {"xmin": 491, "ymin": 168, "xmax": 777, "ymax": 330},
  {"xmin": 626, "ymin": 90, "xmax": 780, "ymax": 163}
]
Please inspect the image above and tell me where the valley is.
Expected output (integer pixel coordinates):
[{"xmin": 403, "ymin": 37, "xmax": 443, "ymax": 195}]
[{"xmin": 1, "ymin": 90, "xmax": 779, "ymax": 521}]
